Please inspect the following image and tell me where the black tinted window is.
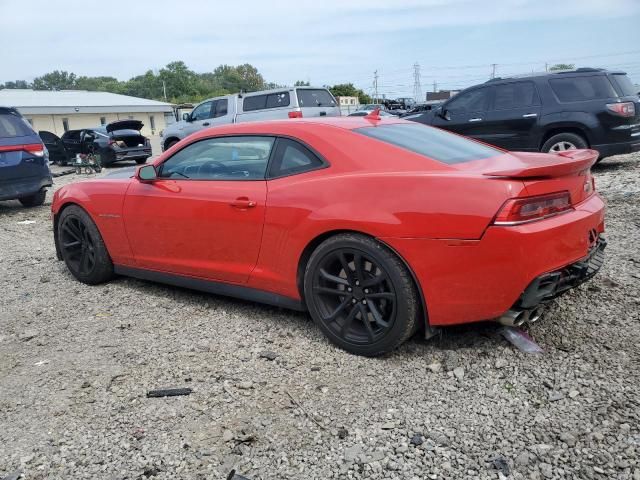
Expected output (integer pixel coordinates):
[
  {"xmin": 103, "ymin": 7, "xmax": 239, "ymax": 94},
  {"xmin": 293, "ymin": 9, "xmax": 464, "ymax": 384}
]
[
  {"xmin": 191, "ymin": 101, "xmax": 213, "ymax": 121},
  {"xmin": 214, "ymin": 99, "xmax": 228, "ymax": 118},
  {"xmin": 297, "ymin": 89, "xmax": 337, "ymax": 107},
  {"xmin": 243, "ymin": 92, "xmax": 290, "ymax": 112},
  {"xmin": 549, "ymin": 76, "xmax": 617, "ymax": 102},
  {"xmin": 610, "ymin": 74, "xmax": 637, "ymax": 96},
  {"xmin": 0, "ymin": 112, "xmax": 33, "ymax": 138},
  {"xmin": 159, "ymin": 136, "xmax": 274, "ymax": 180},
  {"xmin": 493, "ymin": 82, "xmax": 538, "ymax": 110},
  {"xmin": 355, "ymin": 123, "xmax": 501, "ymax": 165},
  {"xmin": 446, "ymin": 88, "xmax": 489, "ymax": 113},
  {"xmin": 269, "ymin": 138, "xmax": 324, "ymax": 178}
]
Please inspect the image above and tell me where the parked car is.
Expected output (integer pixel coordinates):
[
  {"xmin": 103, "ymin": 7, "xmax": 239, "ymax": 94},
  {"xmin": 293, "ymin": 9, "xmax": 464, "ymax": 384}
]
[
  {"xmin": 348, "ymin": 110, "xmax": 395, "ymax": 117},
  {"xmin": 40, "ymin": 120, "xmax": 152, "ymax": 167},
  {"xmin": 400, "ymin": 102, "xmax": 442, "ymax": 117},
  {"xmin": 358, "ymin": 104, "xmax": 386, "ymax": 112},
  {"xmin": 160, "ymin": 87, "xmax": 340, "ymax": 151},
  {"xmin": 406, "ymin": 68, "xmax": 639, "ymax": 161},
  {"xmin": 0, "ymin": 106, "xmax": 52, "ymax": 207},
  {"xmin": 52, "ymin": 116, "xmax": 605, "ymax": 356}
]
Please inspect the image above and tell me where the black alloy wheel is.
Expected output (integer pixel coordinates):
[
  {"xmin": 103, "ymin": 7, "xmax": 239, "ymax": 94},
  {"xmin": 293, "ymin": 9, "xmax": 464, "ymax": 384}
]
[{"xmin": 304, "ymin": 234, "xmax": 420, "ymax": 356}]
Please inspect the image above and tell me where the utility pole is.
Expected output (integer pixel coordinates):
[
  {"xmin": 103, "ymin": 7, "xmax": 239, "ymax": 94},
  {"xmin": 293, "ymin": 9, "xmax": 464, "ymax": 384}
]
[
  {"xmin": 413, "ymin": 63, "xmax": 422, "ymax": 102},
  {"xmin": 490, "ymin": 63, "xmax": 497, "ymax": 79},
  {"xmin": 545, "ymin": 62, "xmax": 548, "ymax": 72},
  {"xmin": 433, "ymin": 81, "xmax": 437, "ymax": 92},
  {"xmin": 162, "ymin": 80, "xmax": 167, "ymax": 101},
  {"xmin": 373, "ymin": 70, "xmax": 379, "ymax": 104}
]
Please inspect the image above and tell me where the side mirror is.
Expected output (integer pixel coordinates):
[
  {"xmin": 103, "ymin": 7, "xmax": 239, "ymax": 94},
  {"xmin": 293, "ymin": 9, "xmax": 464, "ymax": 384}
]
[
  {"xmin": 136, "ymin": 164, "xmax": 157, "ymax": 182},
  {"xmin": 182, "ymin": 112, "xmax": 192, "ymax": 122},
  {"xmin": 438, "ymin": 108, "xmax": 451, "ymax": 121}
]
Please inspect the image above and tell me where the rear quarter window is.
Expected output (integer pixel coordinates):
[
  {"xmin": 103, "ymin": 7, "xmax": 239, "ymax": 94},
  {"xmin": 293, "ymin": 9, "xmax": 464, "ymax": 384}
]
[
  {"xmin": 549, "ymin": 76, "xmax": 617, "ymax": 102},
  {"xmin": 0, "ymin": 112, "xmax": 33, "ymax": 138},
  {"xmin": 243, "ymin": 92, "xmax": 290, "ymax": 112},
  {"xmin": 355, "ymin": 123, "xmax": 502, "ymax": 165},
  {"xmin": 296, "ymin": 89, "xmax": 337, "ymax": 108},
  {"xmin": 609, "ymin": 74, "xmax": 638, "ymax": 97}
]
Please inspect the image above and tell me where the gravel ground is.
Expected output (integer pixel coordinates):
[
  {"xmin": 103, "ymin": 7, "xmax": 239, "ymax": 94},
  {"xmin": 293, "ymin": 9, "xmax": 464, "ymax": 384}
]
[{"xmin": 1, "ymin": 154, "xmax": 639, "ymax": 480}]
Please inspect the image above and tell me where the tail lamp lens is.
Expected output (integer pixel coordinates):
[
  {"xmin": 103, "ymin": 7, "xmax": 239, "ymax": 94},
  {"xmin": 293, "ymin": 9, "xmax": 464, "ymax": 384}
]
[
  {"xmin": 494, "ymin": 192, "xmax": 572, "ymax": 225},
  {"xmin": 605, "ymin": 102, "xmax": 635, "ymax": 117},
  {"xmin": 0, "ymin": 143, "xmax": 45, "ymax": 157},
  {"xmin": 288, "ymin": 111, "xmax": 303, "ymax": 118}
]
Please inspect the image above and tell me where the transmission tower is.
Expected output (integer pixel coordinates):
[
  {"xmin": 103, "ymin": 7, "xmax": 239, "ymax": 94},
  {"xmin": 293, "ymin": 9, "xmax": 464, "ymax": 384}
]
[
  {"xmin": 373, "ymin": 70, "xmax": 379, "ymax": 104},
  {"xmin": 413, "ymin": 63, "xmax": 422, "ymax": 102}
]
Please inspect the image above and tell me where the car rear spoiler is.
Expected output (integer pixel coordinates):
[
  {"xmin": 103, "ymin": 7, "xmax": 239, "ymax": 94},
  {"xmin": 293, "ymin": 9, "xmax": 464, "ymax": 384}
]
[{"xmin": 483, "ymin": 149, "xmax": 599, "ymax": 179}]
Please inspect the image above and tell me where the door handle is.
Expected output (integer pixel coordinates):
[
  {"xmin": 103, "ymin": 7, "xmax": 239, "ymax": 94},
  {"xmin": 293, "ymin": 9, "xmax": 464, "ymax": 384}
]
[
  {"xmin": 469, "ymin": 118, "xmax": 483, "ymax": 122},
  {"xmin": 522, "ymin": 113, "xmax": 538, "ymax": 118},
  {"xmin": 230, "ymin": 197, "xmax": 256, "ymax": 209},
  {"xmin": 202, "ymin": 122, "xmax": 210, "ymax": 126}
]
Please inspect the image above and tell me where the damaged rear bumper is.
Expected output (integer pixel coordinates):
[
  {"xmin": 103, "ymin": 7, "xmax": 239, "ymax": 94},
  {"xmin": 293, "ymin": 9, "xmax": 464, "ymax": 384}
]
[{"xmin": 516, "ymin": 235, "xmax": 606, "ymax": 309}]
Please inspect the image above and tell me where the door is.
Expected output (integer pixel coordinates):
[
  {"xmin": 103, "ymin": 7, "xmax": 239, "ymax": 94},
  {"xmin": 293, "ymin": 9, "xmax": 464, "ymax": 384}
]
[
  {"xmin": 39, "ymin": 130, "xmax": 69, "ymax": 164},
  {"xmin": 122, "ymin": 135, "xmax": 275, "ymax": 283},
  {"xmin": 184, "ymin": 101, "xmax": 214, "ymax": 136},
  {"xmin": 483, "ymin": 81, "xmax": 542, "ymax": 150},
  {"xmin": 430, "ymin": 87, "xmax": 493, "ymax": 141},
  {"xmin": 207, "ymin": 98, "xmax": 232, "ymax": 127}
]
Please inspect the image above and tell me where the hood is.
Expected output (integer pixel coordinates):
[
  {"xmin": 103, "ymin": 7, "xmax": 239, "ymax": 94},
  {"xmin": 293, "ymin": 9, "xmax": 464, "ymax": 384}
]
[
  {"xmin": 104, "ymin": 166, "xmax": 137, "ymax": 179},
  {"xmin": 106, "ymin": 120, "xmax": 143, "ymax": 133}
]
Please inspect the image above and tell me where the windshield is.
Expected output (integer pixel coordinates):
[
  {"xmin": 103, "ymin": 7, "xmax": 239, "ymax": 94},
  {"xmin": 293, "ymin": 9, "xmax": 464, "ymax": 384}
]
[{"xmin": 354, "ymin": 123, "xmax": 502, "ymax": 164}]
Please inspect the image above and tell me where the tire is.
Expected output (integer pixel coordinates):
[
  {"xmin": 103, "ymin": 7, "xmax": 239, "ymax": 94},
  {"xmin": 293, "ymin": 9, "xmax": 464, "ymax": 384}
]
[
  {"xmin": 303, "ymin": 233, "xmax": 420, "ymax": 356},
  {"xmin": 165, "ymin": 140, "xmax": 179, "ymax": 150},
  {"xmin": 19, "ymin": 189, "xmax": 46, "ymax": 207},
  {"xmin": 58, "ymin": 205, "xmax": 114, "ymax": 285},
  {"xmin": 542, "ymin": 132, "xmax": 588, "ymax": 154},
  {"xmin": 135, "ymin": 158, "xmax": 147, "ymax": 165}
]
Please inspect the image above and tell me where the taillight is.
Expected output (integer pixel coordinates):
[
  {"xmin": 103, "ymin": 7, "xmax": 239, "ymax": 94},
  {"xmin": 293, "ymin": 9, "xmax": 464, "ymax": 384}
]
[
  {"xmin": 606, "ymin": 102, "xmax": 635, "ymax": 117},
  {"xmin": 288, "ymin": 111, "xmax": 303, "ymax": 118},
  {"xmin": 493, "ymin": 192, "xmax": 573, "ymax": 225},
  {"xmin": 0, "ymin": 143, "xmax": 45, "ymax": 157}
]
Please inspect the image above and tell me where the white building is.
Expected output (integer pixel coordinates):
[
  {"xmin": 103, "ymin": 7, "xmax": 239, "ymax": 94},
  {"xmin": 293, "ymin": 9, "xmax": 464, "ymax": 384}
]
[{"xmin": 0, "ymin": 89, "xmax": 174, "ymax": 137}]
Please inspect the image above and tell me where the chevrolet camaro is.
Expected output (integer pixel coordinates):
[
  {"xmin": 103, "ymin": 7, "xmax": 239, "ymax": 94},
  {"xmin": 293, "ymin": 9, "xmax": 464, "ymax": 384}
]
[{"xmin": 51, "ymin": 114, "xmax": 606, "ymax": 356}]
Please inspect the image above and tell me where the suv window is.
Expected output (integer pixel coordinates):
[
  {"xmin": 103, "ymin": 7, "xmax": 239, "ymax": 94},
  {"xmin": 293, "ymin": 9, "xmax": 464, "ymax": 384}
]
[
  {"xmin": 243, "ymin": 92, "xmax": 290, "ymax": 112},
  {"xmin": 610, "ymin": 74, "xmax": 637, "ymax": 96},
  {"xmin": 269, "ymin": 138, "xmax": 325, "ymax": 178},
  {"xmin": 549, "ymin": 76, "xmax": 617, "ymax": 102},
  {"xmin": 62, "ymin": 130, "xmax": 82, "ymax": 141},
  {"xmin": 191, "ymin": 101, "xmax": 213, "ymax": 121},
  {"xmin": 355, "ymin": 123, "xmax": 501, "ymax": 165},
  {"xmin": 492, "ymin": 82, "xmax": 539, "ymax": 110},
  {"xmin": 296, "ymin": 89, "xmax": 337, "ymax": 108},
  {"xmin": 446, "ymin": 88, "xmax": 490, "ymax": 113},
  {"xmin": 0, "ymin": 111, "xmax": 33, "ymax": 138},
  {"xmin": 159, "ymin": 136, "xmax": 274, "ymax": 180}
]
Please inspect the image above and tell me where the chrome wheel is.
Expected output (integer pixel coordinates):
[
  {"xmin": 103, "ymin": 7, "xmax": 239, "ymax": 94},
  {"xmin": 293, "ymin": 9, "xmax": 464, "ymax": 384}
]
[{"xmin": 549, "ymin": 141, "xmax": 577, "ymax": 153}]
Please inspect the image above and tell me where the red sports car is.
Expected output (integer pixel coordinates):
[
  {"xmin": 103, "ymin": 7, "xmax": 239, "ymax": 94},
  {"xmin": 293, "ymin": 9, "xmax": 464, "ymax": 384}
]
[{"xmin": 52, "ymin": 116, "xmax": 605, "ymax": 356}]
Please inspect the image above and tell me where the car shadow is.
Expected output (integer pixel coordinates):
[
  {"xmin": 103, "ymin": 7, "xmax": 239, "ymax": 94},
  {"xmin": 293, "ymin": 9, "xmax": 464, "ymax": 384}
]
[{"xmin": 592, "ymin": 157, "xmax": 635, "ymax": 173}]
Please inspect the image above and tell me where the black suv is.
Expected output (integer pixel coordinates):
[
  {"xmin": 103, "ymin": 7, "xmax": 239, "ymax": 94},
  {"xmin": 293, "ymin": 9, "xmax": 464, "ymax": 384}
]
[{"xmin": 406, "ymin": 68, "xmax": 639, "ymax": 161}]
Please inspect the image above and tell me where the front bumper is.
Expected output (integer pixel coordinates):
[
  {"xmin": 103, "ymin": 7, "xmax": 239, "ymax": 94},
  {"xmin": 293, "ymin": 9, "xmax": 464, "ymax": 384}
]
[
  {"xmin": 0, "ymin": 175, "xmax": 53, "ymax": 201},
  {"xmin": 516, "ymin": 236, "xmax": 606, "ymax": 309}
]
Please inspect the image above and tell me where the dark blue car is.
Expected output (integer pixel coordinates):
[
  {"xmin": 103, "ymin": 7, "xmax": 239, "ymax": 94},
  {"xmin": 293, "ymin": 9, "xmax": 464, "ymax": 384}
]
[{"xmin": 0, "ymin": 107, "xmax": 52, "ymax": 207}]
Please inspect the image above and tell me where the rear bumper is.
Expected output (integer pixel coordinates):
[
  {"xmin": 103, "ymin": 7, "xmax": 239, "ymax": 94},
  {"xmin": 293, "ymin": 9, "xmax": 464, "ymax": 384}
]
[
  {"xmin": 0, "ymin": 175, "xmax": 52, "ymax": 201},
  {"xmin": 593, "ymin": 138, "xmax": 640, "ymax": 158},
  {"xmin": 382, "ymin": 193, "xmax": 605, "ymax": 326},
  {"xmin": 108, "ymin": 147, "xmax": 152, "ymax": 163}
]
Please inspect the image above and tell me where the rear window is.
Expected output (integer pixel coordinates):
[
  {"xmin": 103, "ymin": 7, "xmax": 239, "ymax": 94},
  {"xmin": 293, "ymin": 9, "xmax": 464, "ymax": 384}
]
[
  {"xmin": 610, "ymin": 74, "xmax": 638, "ymax": 97},
  {"xmin": 355, "ymin": 123, "xmax": 502, "ymax": 165},
  {"xmin": 297, "ymin": 89, "xmax": 337, "ymax": 108},
  {"xmin": 0, "ymin": 111, "xmax": 33, "ymax": 138},
  {"xmin": 243, "ymin": 92, "xmax": 290, "ymax": 112},
  {"xmin": 549, "ymin": 76, "xmax": 617, "ymax": 102}
]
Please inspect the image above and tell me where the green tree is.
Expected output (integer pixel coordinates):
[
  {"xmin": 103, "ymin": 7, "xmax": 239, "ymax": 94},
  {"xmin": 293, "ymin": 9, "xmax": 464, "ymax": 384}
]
[
  {"xmin": 329, "ymin": 83, "xmax": 371, "ymax": 104},
  {"xmin": 1, "ymin": 80, "xmax": 29, "ymax": 89},
  {"xmin": 549, "ymin": 63, "xmax": 575, "ymax": 71},
  {"xmin": 32, "ymin": 70, "xmax": 77, "ymax": 90},
  {"xmin": 294, "ymin": 80, "xmax": 310, "ymax": 86},
  {"xmin": 75, "ymin": 76, "xmax": 121, "ymax": 92}
]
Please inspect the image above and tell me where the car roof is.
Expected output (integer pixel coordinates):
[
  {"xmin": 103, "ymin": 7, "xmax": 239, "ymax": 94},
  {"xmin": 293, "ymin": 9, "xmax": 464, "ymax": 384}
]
[{"xmin": 484, "ymin": 67, "xmax": 625, "ymax": 84}]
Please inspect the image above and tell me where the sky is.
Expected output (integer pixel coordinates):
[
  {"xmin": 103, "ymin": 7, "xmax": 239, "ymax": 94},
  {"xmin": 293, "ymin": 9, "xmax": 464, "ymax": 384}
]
[{"xmin": 1, "ymin": 0, "xmax": 640, "ymax": 98}]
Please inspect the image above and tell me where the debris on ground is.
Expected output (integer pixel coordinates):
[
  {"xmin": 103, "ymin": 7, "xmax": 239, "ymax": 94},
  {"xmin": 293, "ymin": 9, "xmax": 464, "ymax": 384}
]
[{"xmin": 146, "ymin": 387, "xmax": 193, "ymax": 398}]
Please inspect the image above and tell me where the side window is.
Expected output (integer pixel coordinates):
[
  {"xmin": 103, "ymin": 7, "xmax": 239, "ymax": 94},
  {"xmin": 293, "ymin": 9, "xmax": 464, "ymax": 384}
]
[
  {"xmin": 446, "ymin": 88, "xmax": 490, "ymax": 114},
  {"xmin": 214, "ymin": 99, "xmax": 228, "ymax": 118},
  {"xmin": 549, "ymin": 76, "xmax": 617, "ymax": 102},
  {"xmin": 243, "ymin": 94, "xmax": 267, "ymax": 112},
  {"xmin": 191, "ymin": 101, "xmax": 213, "ymax": 121},
  {"xmin": 492, "ymin": 82, "xmax": 539, "ymax": 110},
  {"xmin": 269, "ymin": 138, "xmax": 325, "ymax": 178},
  {"xmin": 158, "ymin": 136, "xmax": 275, "ymax": 181},
  {"xmin": 266, "ymin": 92, "xmax": 290, "ymax": 109}
]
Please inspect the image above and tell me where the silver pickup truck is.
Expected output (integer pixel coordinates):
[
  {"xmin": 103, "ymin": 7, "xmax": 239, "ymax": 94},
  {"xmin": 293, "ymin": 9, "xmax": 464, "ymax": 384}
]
[{"xmin": 160, "ymin": 86, "xmax": 341, "ymax": 151}]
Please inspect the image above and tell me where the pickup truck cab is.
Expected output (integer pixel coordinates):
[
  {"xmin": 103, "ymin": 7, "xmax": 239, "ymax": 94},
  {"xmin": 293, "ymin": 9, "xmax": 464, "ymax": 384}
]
[{"xmin": 161, "ymin": 87, "xmax": 340, "ymax": 150}]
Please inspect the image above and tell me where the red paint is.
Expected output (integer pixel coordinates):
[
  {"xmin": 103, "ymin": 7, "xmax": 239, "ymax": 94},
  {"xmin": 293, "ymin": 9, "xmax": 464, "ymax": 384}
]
[{"xmin": 51, "ymin": 117, "xmax": 605, "ymax": 326}]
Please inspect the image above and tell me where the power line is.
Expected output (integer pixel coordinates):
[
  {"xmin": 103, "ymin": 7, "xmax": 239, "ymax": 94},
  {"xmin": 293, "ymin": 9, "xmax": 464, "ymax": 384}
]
[{"xmin": 412, "ymin": 63, "xmax": 422, "ymax": 102}]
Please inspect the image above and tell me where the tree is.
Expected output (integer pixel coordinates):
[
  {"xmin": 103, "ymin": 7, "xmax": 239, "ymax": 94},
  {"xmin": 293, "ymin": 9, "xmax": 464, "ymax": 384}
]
[
  {"xmin": 0, "ymin": 80, "xmax": 29, "ymax": 89},
  {"xmin": 294, "ymin": 80, "xmax": 310, "ymax": 86},
  {"xmin": 32, "ymin": 70, "xmax": 77, "ymax": 90},
  {"xmin": 549, "ymin": 63, "xmax": 575, "ymax": 71},
  {"xmin": 75, "ymin": 76, "xmax": 121, "ymax": 92},
  {"xmin": 328, "ymin": 83, "xmax": 371, "ymax": 104}
]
